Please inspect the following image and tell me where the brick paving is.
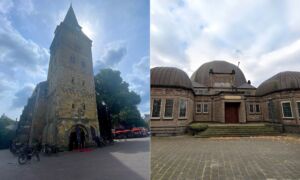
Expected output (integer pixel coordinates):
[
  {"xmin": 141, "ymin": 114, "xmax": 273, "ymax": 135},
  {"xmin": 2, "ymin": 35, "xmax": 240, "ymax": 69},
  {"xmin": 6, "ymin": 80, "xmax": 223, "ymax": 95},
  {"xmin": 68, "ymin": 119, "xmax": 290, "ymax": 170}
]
[
  {"xmin": 151, "ymin": 136, "xmax": 300, "ymax": 180},
  {"xmin": 0, "ymin": 137, "xmax": 149, "ymax": 180}
]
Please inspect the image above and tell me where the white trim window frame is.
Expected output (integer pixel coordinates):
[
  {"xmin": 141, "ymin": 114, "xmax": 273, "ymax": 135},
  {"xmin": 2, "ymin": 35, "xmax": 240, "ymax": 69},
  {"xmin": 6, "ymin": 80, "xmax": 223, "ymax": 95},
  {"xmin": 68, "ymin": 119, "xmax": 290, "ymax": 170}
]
[
  {"xmin": 203, "ymin": 103, "xmax": 209, "ymax": 113},
  {"xmin": 196, "ymin": 103, "xmax": 202, "ymax": 114},
  {"xmin": 178, "ymin": 99, "xmax": 188, "ymax": 119},
  {"xmin": 281, "ymin": 101, "xmax": 293, "ymax": 118},
  {"xmin": 164, "ymin": 99, "xmax": 174, "ymax": 119},
  {"xmin": 151, "ymin": 98, "xmax": 162, "ymax": 119}
]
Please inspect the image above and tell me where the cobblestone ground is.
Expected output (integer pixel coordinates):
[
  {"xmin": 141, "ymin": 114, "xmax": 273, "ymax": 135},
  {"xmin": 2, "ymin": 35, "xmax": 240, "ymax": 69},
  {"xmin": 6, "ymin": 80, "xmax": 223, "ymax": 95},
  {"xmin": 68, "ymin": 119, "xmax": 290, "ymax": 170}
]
[
  {"xmin": 0, "ymin": 137, "xmax": 149, "ymax": 180},
  {"xmin": 151, "ymin": 136, "xmax": 300, "ymax": 180}
]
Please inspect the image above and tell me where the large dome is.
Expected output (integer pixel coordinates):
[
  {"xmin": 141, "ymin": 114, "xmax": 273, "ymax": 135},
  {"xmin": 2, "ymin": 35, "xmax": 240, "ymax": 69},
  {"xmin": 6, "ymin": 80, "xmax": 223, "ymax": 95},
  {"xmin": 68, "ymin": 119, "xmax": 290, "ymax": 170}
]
[
  {"xmin": 151, "ymin": 67, "xmax": 192, "ymax": 90},
  {"xmin": 191, "ymin": 60, "xmax": 247, "ymax": 87},
  {"xmin": 256, "ymin": 71, "xmax": 300, "ymax": 96}
]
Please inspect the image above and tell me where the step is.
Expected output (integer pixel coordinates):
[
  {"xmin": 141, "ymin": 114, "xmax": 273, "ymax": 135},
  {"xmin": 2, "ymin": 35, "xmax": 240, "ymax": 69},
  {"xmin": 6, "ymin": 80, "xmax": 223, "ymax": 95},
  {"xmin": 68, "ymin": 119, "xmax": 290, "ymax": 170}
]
[
  {"xmin": 194, "ymin": 124, "xmax": 282, "ymax": 138},
  {"xmin": 196, "ymin": 133, "xmax": 282, "ymax": 138}
]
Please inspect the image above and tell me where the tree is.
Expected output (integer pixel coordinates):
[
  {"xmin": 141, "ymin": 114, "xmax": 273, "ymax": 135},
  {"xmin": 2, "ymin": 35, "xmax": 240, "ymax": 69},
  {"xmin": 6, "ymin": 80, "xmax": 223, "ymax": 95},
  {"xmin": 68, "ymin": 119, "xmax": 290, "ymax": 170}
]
[
  {"xmin": 0, "ymin": 114, "xmax": 16, "ymax": 149},
  {"xmin": 95, "ymin": 69, "xmax": 146, "ymax": 128}
]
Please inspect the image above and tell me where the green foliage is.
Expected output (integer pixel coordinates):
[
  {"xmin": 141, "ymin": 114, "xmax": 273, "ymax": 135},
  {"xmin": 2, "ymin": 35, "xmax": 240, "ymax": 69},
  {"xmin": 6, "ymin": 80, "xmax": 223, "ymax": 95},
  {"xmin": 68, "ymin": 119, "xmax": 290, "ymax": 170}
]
[
  {"xmin": 0, "ymin": 114, "xmax": 16, "ymax": 149},
  {"xmin": 95, "ymin": 68, "xmax": 146, "ymax": 128},
  {"xmin": 188, "ymin": 123, "xmax": 208, "ymax": 136}
]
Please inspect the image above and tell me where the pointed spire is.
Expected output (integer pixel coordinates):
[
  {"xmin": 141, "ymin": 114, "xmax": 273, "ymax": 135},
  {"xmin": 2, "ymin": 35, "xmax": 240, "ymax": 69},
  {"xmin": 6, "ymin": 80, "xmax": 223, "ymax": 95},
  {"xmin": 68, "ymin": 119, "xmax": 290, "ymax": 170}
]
[{"xmin": 63, "ymin": 4, "xmax": 81, "ymax": 28}]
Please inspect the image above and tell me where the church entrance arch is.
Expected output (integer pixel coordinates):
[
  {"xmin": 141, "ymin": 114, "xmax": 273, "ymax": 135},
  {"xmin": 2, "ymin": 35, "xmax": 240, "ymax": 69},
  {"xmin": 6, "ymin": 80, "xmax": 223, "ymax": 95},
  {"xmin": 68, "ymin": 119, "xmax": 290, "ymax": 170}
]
[{"xmin": 68, "ymin": 124, "xmax": 88, "ymax": 151}]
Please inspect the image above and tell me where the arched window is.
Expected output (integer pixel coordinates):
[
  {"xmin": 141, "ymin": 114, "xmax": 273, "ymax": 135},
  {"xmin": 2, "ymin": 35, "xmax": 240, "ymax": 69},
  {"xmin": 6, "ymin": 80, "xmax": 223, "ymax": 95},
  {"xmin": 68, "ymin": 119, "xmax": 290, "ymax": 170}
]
[
  {"xmin": 70, "ymin": 56, "xmax": 75, "ymax": 64},
  {"xmin": 82, "ymin": 103, "xmax": 86, "ymax": 110},
  {"xmin": 71, "ymin": 77, "xmax": 74, "ymax": 84}
]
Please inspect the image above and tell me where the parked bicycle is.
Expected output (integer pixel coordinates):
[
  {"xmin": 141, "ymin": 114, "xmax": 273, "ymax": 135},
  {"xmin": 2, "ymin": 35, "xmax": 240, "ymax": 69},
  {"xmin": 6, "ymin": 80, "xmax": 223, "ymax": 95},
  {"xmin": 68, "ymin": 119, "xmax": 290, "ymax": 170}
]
[
  {"xmin": 9, "ymin": 142, "xmax": 24, "ymax": 156},
  {"xmin": 43, "ymin": 144, "xmax": 59, "ymax": 155},
  {"xmin": 18, "ymin": 145, "xmax": 40, "ymax": 165}
]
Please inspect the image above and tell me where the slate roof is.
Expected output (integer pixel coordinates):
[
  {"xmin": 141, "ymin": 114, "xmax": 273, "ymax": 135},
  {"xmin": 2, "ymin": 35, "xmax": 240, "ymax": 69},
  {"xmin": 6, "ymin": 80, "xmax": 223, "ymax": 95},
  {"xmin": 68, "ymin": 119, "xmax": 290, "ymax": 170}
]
[
  {"xmin": 151, "ymin": 67, "xmax": 192, "ymax": 90},
  {"xmin": 256, "ymin": 71, "xmax": 300, "ymax": 96},
  {"xmin": 63, "ymin": 5, "xmax": 81, "ymax": 28},
  {"xmin": 191, "ymin": 60, "xmax": 247, "ymax": 87},
  {"xmin": 238, "ymin": 83, "xmax": 256, "ymax": 89}
]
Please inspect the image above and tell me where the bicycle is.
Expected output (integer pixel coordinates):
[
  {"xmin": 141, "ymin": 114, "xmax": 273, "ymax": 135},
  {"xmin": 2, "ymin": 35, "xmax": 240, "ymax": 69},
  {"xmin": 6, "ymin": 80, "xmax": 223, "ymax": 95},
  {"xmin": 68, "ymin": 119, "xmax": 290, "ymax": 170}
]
[
  {"xmin": 43, "ymin": 144, "xmax": 59, "ymax": 156},
  {"xmin": 18, "ymin": 145, "xmax": 40, "ymax": 165}
]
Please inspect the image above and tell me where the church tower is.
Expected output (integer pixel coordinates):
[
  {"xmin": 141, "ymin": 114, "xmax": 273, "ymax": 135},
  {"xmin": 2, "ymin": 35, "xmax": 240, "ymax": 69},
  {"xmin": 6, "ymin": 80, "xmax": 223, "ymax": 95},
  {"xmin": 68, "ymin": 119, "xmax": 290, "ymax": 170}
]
[{"xmin": 44, "ymin": 5, "xmax": 99, "ymax": 148}]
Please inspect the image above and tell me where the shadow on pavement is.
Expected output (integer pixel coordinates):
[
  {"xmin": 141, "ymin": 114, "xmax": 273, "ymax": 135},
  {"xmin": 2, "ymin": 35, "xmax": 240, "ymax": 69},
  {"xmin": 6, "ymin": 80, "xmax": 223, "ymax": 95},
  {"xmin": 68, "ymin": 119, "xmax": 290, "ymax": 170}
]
[
  {"xmin": 0, "ymin": 140, "xmax": 149, "ymax": 180},
  {"xmin": 109, "ymin": 138, "xmax": 150, "ymax": 154}
]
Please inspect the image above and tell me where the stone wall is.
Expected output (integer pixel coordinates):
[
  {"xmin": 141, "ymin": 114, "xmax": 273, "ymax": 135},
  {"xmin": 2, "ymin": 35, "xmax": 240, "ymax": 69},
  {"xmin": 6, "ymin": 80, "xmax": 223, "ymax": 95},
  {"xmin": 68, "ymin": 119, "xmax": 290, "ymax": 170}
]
[
  {"xmin": 150, "ymin": 87, "xmax": 194, "ymax": 130},
  {"xmin": 259, "ymin": 90, "xmax": 300, "ymax": 127},
  {"xmin": 44, "ymin": 21, "xmax": 99, "ymax": 148},
  {"xmin": 30, "ymin": 81, "xmax": 48, "ymax": 143},
  {"xmin": 245, "ymin": 96, "xmax": 262, "ymax": 122}
]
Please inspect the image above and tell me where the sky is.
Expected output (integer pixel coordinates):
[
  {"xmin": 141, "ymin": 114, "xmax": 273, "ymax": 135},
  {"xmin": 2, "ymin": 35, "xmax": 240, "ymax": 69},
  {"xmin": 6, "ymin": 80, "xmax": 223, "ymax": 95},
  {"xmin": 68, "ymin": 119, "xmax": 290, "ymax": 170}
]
[
  {"xmin": 151, "ymin": 0, "xmax": 300, "ymax": 87},
  {"xmin": 0, "ymin": 0, "xmax": 149, "ymax": 120}
]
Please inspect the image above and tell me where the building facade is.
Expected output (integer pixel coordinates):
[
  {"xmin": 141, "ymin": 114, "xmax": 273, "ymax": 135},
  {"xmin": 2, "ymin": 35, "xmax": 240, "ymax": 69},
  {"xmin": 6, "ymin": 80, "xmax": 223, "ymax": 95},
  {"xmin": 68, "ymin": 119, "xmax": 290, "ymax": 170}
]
[
  {"xmin": 150, "ymin": 60, "xmax": 300, "ymax": 135},
  {"xmin": 16, "ymin": 5, "xmax": 99, "ymax": 149}
]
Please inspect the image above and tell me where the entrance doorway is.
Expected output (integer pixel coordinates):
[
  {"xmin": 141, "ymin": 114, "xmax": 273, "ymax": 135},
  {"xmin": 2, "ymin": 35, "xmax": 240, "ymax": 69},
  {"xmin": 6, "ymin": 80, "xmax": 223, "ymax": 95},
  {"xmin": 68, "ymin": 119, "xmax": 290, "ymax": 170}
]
[
  {"xmin": 68, "ymin": 125, "xmax": 88, "ymax": 151},
  {"xmin": 225, "ymin": 102, "xmax": 240, "ymax": 123}
]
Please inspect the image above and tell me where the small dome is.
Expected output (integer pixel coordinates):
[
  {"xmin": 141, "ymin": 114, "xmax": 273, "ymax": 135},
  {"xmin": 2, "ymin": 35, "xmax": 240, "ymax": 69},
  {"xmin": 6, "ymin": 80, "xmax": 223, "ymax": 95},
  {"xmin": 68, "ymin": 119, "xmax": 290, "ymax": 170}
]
[
  {"xmin": 256, "ymin": 71, "xmax": 300, "ymax": 96},
  {"xmin": 151, "ymin": 67, "xmax": 192, "ymax": 90},
  {"xmin": 191, "ymin": 61, "xmax": 247, "ymax": 87}
]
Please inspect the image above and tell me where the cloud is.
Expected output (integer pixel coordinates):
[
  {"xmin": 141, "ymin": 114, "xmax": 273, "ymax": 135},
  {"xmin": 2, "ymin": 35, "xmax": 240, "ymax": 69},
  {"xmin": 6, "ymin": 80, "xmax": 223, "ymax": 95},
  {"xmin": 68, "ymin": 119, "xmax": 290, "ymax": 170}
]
[
  {"xmin": 100, "ymin": 41, "xmax": 127, "ymax": 67},
  {"xmin": 16, "ymin": 0, "xmax": 35, "ymax": 16},
  {"xmin": 151, "ymin": 0, "xmax": 300, "ymax": 87},
  {"xmin": 0, "ymin": 13, "xmax": 49, "ymax": 118},
  {"xmin": 11, "ymin": 85, "xmax": 34, "ymax": 108},
  {"xmin": 126, "ymin": 56, "xmax": 149, "ymax": 95},
  {"xmin": 125, "ymin": 56, "xmax": 150, "ymax": 114},
  {"xmin": 0, "ymin": 0, "xmax": 14, "ymax": 14},
  {"xmin": 132, "ymin": 56, "xmax": 150, "ymax": 80},
  {"xmin": 0, "ymin": 16, "xmax": 49, "ymax": 75}
]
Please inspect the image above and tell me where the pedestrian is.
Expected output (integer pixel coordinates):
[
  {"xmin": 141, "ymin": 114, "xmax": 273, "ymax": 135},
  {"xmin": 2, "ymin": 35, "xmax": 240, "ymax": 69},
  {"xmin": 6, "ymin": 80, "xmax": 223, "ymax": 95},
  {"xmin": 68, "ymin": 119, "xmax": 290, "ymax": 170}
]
[
  {"xmin": 76, "ymin": 126, "xmax": 81, "ymax": 150},
  {"xmin": 80, "ymin": 130, "xmax": 85, "ymax": 149}
]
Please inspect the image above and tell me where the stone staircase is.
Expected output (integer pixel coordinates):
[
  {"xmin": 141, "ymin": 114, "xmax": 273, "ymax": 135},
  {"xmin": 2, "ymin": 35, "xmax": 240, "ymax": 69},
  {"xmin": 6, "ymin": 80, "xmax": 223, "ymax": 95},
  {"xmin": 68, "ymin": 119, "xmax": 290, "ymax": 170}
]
[
  {"xmin": 195, "ymin": 123, "xmax": 283, "ymax": 138},
  {"xmin": 151, "ymin": 126, "xmax": 186, "ymax": 136}
]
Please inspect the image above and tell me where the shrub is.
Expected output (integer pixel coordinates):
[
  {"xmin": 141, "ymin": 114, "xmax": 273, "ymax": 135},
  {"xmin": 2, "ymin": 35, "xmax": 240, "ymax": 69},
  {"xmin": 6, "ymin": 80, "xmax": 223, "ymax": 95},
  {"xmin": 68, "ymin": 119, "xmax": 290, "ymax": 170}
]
[{"xmin": 188, "ymin": 123, "xmax": 208, "ymax": 136}]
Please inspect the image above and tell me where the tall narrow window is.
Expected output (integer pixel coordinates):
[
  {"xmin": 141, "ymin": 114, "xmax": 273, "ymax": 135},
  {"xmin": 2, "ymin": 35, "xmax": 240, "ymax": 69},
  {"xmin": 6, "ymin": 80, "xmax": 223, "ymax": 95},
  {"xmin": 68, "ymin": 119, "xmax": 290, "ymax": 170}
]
[
  {"xmin": 282, "ymin": 102, "xmax": 293, "ymax": 118},
  {"xmin": 70, "ymin": 56, "xmax": 75, "ymax": 64},
  {"xmin": 164, "ymin": 99, "xmax": 174, "ymax": 118},
  {"xmin": 203, "ymin": 103, "xmax": 208, "ymax": 113},
  {"xmin": 71, "ymin": 77, "xmax": 75, "ymax": 84},
  {"xmin": 268, "ymin": 102, "xmax": 273, "ymax": 120},
  {"xmin": 152, "ymin": 99, "xmax": 161, "ymax": 118},
  {"xmin": 179, "ymin": 99, "xmax": 187, "ymax": 118},
  {"xmin": 249, "ymin": 104, "xmax": 254, "ymax": 113},
  {"xmin": 255, "ymin": 104, "xmax": 260, "ymax": 113},
  {"xmin": 83, "ymin": 103, "xmax": 86, "ymax": 110},
  {"xmin": 72, "ymin": 104, "xmax": 75, "ymax": 109},
  {"xmin": 297, "ymin": 102, "xmax": 300, "ymax": 117},
  {"xmin": 196, "ymin": 103, "xmax": 202, "ymax": 113}
]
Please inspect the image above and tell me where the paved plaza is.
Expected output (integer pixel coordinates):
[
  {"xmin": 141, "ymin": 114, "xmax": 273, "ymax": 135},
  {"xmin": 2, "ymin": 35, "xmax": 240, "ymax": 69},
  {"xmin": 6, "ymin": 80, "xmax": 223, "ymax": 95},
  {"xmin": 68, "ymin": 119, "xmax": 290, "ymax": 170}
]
[
  {"xmin": 0, "ymin": 137, "xmax": 149, "ymax": 180},
  {"xmin": 151, "ymin": 136, "xmax": 300, "ymax": 180}
]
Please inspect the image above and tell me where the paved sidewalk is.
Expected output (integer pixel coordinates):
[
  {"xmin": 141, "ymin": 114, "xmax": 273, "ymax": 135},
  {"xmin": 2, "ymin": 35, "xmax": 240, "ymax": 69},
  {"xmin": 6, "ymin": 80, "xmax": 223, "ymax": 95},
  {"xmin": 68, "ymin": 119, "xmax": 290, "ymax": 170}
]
[
  {"xmin": 151, "ymin": 136, "xmax": 300, "ymax": 180},
  {"xmin": 0, "ymin": 137, "xmax": 149, "ymax": 180}
]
